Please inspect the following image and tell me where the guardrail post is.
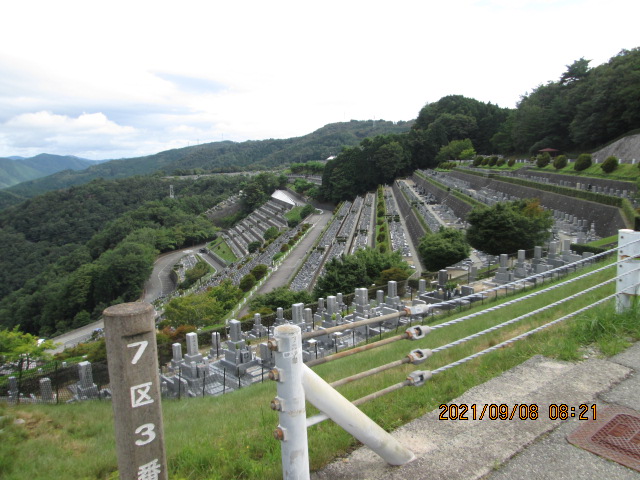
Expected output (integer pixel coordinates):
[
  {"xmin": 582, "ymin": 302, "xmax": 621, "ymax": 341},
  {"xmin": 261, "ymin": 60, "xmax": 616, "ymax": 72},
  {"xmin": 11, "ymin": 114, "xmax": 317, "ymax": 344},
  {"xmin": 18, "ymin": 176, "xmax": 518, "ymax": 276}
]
[
  {"xmin": 617, "ymin": 229, "xmax": 640, "ymax": 313},
  {"xmin": 104, "ymin": 302, "xmax": 168, "ymax": 480},
  {"xmin": 270, "ymin": 324, "xmax": 310, "ymax": 480}
]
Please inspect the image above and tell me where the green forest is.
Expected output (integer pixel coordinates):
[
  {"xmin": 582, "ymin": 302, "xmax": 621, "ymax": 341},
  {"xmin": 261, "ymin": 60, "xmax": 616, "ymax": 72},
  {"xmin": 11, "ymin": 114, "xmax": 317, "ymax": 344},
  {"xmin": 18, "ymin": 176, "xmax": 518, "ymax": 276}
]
[
  {"xmin": 320, "ymin": 48, "xmax": 640, "ymax": 203},
  {"xmin": 1, "ymin": 48, "xmax": 639, "ymax": 338},
  {"xmin": 0, "ymin": 174, "xmax": 260, "ymax": 336}
]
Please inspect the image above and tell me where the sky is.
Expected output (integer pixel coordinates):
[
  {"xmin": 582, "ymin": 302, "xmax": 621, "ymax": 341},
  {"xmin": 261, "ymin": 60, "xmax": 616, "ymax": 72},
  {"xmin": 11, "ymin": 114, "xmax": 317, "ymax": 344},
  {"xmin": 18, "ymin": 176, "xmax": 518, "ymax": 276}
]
[{"xmin": 0, "ymin": 0, "xmax": 637, "ymax": 161}]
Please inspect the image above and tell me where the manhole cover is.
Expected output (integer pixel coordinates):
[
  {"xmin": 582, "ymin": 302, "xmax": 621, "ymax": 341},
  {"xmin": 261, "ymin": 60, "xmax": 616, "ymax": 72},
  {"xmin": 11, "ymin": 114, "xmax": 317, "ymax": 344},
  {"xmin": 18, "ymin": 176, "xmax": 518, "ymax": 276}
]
[{"xmin": 567, "ymin": 405, "xmax": 640, "ymax": 472}]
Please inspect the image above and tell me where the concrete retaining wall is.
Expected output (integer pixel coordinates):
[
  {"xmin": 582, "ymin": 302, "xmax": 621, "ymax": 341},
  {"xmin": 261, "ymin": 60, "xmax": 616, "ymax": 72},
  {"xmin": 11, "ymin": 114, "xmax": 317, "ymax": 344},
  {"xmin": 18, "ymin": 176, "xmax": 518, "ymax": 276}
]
[{"xmin": 450, "ymin": 170, "xmax": 629, "ymax": 237}]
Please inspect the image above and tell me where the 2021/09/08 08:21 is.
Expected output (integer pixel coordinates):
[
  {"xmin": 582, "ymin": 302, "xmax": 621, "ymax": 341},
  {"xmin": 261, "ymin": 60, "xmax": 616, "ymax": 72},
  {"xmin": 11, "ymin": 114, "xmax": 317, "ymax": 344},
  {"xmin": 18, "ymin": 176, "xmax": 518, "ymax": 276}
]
[{"xmin": 438, "ymin": 403, "xmax": 597, "ymax": 421}]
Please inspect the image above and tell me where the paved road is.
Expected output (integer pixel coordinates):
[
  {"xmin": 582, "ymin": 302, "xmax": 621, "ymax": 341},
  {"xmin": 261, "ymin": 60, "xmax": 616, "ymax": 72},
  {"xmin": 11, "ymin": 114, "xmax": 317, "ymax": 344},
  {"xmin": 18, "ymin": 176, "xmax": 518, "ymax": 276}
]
[
  {"xmin": 141, "ymin": 242, "xmax": 224, "ymax": 304},
  {"xmin": 48, "ymin": 243, "xmax": 220, "ymax": 353},
  {"xmin": 236, "ymin": 207, "xmax": 333, "ymax": 317}
]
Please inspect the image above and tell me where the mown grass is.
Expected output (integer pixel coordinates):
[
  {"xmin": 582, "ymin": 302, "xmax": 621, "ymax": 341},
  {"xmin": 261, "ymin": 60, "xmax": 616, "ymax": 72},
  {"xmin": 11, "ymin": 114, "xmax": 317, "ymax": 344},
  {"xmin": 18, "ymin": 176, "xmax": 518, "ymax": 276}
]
[
  {"xmin": 2, "ymin": 257, "xmax": 638, "ymax": 479},
  {"xmin": 208, "ymin": 237, "xmax": 238, "ymax": 263}
]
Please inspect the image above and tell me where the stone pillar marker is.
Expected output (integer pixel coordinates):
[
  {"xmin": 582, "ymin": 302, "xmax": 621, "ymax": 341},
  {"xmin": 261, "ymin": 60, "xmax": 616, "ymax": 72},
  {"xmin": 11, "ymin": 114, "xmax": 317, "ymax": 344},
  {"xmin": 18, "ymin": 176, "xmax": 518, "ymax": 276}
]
[{"xmin": 104, "ymin": 302, "xmax": 167, "ymax": 480}]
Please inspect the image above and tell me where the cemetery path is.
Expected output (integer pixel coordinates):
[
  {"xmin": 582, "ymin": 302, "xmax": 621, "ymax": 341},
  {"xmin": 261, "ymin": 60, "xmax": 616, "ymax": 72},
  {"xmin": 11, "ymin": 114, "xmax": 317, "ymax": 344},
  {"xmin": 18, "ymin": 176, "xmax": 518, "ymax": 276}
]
[{"xmin": 236, "ymin": 206, "xmax": 334, "ymax": 317}]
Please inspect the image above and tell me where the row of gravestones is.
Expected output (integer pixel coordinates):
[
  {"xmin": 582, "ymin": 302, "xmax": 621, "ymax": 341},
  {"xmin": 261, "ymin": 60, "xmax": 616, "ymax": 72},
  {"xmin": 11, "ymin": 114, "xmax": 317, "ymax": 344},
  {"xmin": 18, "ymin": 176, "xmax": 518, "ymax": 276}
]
[
  {"xmin": 1, "ymin": 360, "xmax": 110, "ymax": 404},
  {"xmin": 160, "ymin": 281, "xmax": 422, "ymax": 399},
  {"xmin": 420, "ymin": 172, "xmax": 599, "ymax": 245},
  {"xmin": 291, "ymin": 198, "xmax": 365, "ymax": 292},
  {"xmin": 487, "ymin": 240, "xmax": 593, "ymax": 286}
]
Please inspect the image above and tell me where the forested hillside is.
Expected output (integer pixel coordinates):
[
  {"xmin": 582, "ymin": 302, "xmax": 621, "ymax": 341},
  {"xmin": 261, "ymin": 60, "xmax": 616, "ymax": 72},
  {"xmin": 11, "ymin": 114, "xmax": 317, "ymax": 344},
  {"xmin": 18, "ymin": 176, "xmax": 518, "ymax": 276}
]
[
  {"xmin": 0, "ymin": 154, "xmax": 95, "ymax": 189},
  {"xmin": 2, "ymin": 120, "xmax": 412, "ymax": 203},
  {"xmin": 321, "ymin": 48, "xmax": 640, "ymax": 203},
  {"xmin": 0, "ymin": 174, "xmax": 252, "ymax": 336},
  {"xmin": 2, "ymin": 48, "xmax": 639, "ymax": 338}
]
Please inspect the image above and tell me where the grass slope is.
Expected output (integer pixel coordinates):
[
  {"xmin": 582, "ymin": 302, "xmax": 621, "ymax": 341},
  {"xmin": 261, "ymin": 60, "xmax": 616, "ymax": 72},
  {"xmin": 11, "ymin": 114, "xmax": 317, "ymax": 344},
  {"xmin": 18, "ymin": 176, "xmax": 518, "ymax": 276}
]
[{"xmin": 1, "ymin": 256, "xmax": 637, "ymax": 479}]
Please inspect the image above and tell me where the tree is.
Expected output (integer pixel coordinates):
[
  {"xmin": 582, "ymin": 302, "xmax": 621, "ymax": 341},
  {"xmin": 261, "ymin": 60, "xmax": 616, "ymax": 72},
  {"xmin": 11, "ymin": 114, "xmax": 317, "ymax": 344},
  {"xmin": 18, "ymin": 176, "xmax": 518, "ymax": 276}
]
[
  {"xmin": 376, "ymin": 267, "xmax": 410, "ymax": 285},
  {"xmin": 239, "ymin": 273, "xmax": 256, "ymax": 292},
  {"xmin": 163, "ymin": 280, "xmax": 242, "ymax": 327},
  {"xmin": 435, "ymin": 138, "xmax": 475, "ymax": 163},
  {"xmin": 553, "ymin": 155, "xmax": 568, "ymax": 170},
  {"xmin": 418, "ymin": 228, "xmax": 470, "ymax": 271},
  {"xmin": 466, "ymin": 200, "xmax": 553, "ymax": 255},
  {"xmin": 264, "ymin": 226, "xmax": 279, "ymax": 241},
  {"xmin": 601, "ymin": 156, "xmax": 619, "ymax": 173},
  {"xmin": 247, "ymin": 240, "xmax": 262, "ymax": 253},
  {"xmin": 313, "ymin": 248, "xmax": 409, "ymax": 298},
  {"xmin": 248, "ymin": 286, "xmax": 313, "ymax": 313},
  {"xmin": 0, "ymin": 327, "xmax": 54, "ymax": 363},
  {"xmin": 574, "ymin": 153, "xmax": 592, "ymax": 172},
  {"xmin": 250, "ymin": 264, "xmax": 269, "ymax": 281},
  {"xmin": 536, "ymin": 152, "xmax": 551, "ymax": 168}
]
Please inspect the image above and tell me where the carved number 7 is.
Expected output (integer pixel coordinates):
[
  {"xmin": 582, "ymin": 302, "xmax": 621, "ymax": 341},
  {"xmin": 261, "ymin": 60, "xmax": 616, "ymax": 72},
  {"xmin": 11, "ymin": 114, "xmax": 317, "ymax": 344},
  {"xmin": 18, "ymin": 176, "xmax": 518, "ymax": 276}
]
[{"xmin": 127, "ymin": 341, "xmax": 149, "ymax": 365}]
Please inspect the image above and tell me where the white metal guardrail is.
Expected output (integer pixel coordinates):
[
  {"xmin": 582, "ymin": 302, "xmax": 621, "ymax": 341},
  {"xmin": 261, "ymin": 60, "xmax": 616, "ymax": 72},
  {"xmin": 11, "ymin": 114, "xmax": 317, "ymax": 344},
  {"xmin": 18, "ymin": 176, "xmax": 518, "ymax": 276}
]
[{"xmin": 269, "ymin": 229, "xmax": 640, "ymax": 479}]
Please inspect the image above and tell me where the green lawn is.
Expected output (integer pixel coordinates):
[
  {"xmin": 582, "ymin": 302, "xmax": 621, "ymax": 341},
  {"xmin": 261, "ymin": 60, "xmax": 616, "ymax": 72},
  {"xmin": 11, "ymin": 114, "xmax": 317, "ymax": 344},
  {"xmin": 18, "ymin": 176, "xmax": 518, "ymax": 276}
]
[{"xmin": 208, "ymin": 237, "xmax": 238, "ymax": 263}]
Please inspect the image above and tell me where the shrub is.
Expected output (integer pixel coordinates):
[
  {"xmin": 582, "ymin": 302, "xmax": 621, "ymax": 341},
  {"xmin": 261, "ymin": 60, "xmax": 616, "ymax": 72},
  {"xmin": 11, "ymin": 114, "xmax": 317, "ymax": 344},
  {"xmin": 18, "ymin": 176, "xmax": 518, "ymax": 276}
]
[
  {"xmin": 496, "ymin": 158, "xmax": 506, "ymax": 167},
  {"xmin": 574, "ymin": 153, "xmax": 592, "ymax": 171},
  {"xmin": 247, "ymin": 240, "xmax": 262, "ymax": 253},
  {"xmin": 488, "ymin": 156, "xmax": 497, "ymax": 167},
  {"xmin": 481, "ymin": 157, "xmax": 489, "ymax": 166},
  {"xmin": 250, "ymin": 264, "xmax": 268, "ymax": 280},
  {"xmin": 473, "ymin": 156, "xmax": 484, "ymax": 167},
  {"xmin": 239, "ymin": 274, "xmax": 256, "ymax": 292},
  {"xmin": 601, "ymin": 156, "xmax": 619, "ymax": 173},
  {"xmin": 507, "ymin": 158, "xmax": 516, "ymax": 167},
  {"xmin": 536, "ymin": 152, "xmax": 551, "ymax": 168},
  {"xmin": 553, "ymin": 155, "xmax": 567, "ymax": 170}
]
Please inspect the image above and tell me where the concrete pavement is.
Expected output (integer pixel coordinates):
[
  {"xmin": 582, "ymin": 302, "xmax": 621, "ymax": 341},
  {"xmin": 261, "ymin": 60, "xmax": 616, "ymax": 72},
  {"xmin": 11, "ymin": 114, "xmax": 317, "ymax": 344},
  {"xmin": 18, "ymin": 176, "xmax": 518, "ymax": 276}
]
[{"xmin": 312, "ymin": 343, "xmax": 640, "ymax": 480}]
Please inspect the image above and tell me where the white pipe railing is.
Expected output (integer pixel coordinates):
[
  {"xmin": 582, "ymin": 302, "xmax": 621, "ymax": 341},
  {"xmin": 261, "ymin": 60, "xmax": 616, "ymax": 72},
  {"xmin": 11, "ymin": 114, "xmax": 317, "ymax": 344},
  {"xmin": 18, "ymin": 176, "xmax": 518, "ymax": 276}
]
[
  {"xmin": 270, "ymin": 324, "xmax": 415, "ymax": 480},
  {"xmin": 270, "ymin": 230, "xmax": 640, "ymax": 479}
]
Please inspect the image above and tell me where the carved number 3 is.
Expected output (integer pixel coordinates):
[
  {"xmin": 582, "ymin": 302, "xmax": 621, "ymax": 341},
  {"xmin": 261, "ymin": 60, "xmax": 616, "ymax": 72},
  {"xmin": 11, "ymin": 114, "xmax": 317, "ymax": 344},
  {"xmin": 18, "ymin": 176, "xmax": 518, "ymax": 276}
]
[{"xmin": 134, "ymin": 423, "xmax": 156, "ymax": 446}]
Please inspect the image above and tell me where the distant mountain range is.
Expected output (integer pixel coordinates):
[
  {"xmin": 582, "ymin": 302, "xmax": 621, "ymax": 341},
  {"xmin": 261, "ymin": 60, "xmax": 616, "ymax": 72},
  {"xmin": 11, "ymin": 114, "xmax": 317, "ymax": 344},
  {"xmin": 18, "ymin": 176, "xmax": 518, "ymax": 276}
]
[
  {"xmin": 0, "ymin": 154, "xmax": 99, "ymax": 189},
  {"xmin": 1, "ymin": 120, "xmax": 412, "ymax": 205}
]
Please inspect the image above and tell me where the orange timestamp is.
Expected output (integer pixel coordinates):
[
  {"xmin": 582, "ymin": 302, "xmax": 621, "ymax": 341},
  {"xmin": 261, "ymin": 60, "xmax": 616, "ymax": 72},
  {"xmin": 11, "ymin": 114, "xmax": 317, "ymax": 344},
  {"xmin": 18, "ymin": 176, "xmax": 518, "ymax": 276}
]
[{"xmin": 438, "ymin": 403, "xmax": 597, "ymax": 421}]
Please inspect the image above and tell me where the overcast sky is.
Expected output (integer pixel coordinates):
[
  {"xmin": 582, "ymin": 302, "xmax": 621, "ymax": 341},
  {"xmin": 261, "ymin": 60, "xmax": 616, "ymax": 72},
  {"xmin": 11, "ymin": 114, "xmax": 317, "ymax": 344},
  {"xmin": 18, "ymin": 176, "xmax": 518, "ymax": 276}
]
[{"xmin": 0, "ymin": 0, "xmax": 637, "ymax": 161}]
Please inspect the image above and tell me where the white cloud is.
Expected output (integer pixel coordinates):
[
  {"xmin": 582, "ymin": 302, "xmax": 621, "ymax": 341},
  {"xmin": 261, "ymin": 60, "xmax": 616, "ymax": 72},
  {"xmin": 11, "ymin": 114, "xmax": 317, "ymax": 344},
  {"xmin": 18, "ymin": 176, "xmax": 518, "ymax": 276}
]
[{"xmin": 0, "ymin": 0, "xmax": 637, "ymax": 160}]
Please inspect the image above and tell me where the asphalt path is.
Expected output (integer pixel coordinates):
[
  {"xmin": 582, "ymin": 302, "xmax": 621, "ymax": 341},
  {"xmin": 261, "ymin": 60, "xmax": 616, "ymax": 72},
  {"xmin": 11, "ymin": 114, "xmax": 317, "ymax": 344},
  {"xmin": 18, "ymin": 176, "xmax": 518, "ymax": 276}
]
[
  {"xmin": 236, "ymin": 207, "xmax": 333, "ymax": 317},
  {"xmin": 47, "ymin": 242, "xmax": 220, "ymax": 353}
]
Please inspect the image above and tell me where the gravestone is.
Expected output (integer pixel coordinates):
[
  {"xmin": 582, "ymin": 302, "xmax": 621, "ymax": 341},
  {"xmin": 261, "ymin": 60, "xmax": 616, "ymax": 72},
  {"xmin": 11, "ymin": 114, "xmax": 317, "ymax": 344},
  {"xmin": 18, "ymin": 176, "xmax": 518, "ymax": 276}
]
[
  {"xmin": 40, "ymin": 377, "xmax": 54, "ymax": 402},
  {"xmin": 170, "ymin": 343, "xmax": 184, "ymax": 372},
  {"xmin": 219, "ymin": 319, "xmax": 259, "ymax": 375},
  {"xmin": 386, "ymin": 281, "xmax": 400, "ymax": 306},
  {"xmin": 493, "ymin": 254, "xmax": 512, "ymax": 284},
  {"xmin": 76, "ymin": 361, "xmax": 100, "ymax": 399},
  {"xmin": 184, "ymin": 332, "xmax": 203, "ymax": 364},
  {"xmin": 437, "ymin": 269, "xmax": 448, "ymax": 287},
  {"xmin": 209, "ymin": 332, "xmax": 221, "ymax": 359}
]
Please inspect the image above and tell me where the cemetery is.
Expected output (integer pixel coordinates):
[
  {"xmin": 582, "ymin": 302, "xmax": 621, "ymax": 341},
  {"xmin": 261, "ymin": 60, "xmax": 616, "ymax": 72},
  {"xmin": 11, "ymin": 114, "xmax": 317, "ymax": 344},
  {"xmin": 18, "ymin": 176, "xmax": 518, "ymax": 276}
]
[{"xmin": 1, "ymin": 228, "xmax": 602, "ymax": 405}]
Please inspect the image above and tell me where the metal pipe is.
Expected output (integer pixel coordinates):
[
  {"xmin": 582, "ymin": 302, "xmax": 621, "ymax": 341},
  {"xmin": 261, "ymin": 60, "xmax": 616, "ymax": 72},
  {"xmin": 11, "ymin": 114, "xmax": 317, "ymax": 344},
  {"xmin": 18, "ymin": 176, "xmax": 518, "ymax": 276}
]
[
  {"xmin": 330, "ymin": 358, "xmax": 409, "ymax": 388},
  {"xmin": 301, "ymin": 310, "xmax": 408, "ymax": 340},
  {"xmin": 617, "ymin": 229, "xmax": 640, "ymax": 313},
  {"xmin": 302, "ymin": 364, "xmax": 415, "ymax": 465},
  {"xmin": 272, "ymin": 325, "xmax": 310, "ymax": 480},
  {"xmin": 305, "ymin": 333, "xmax": 407, "ymax": 367}
]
